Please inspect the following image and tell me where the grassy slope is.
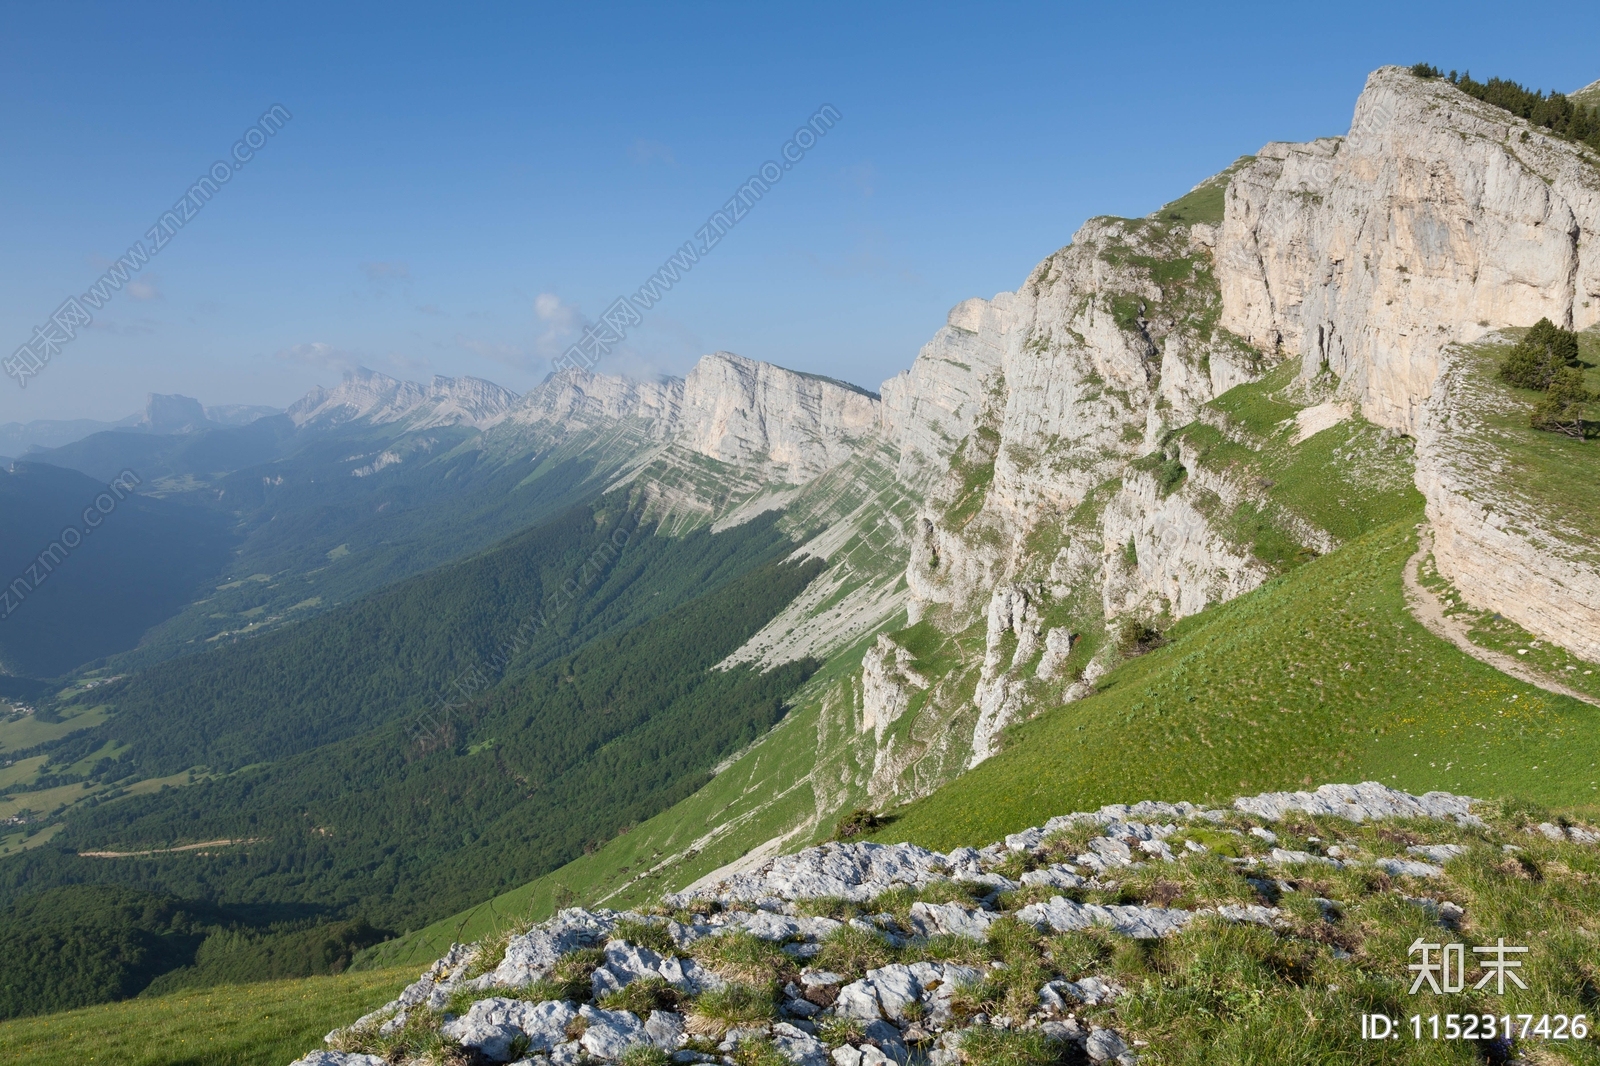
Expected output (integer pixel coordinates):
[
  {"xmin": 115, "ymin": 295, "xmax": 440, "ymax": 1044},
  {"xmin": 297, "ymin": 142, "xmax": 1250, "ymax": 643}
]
[
  {"xmin": 881, "ymin": 515, "xmax": 1600, "ymax": 851},
  {"xmin": 1150, "ymin": 155, "xmax": 1255, "ymax": 225},
  {"xmin": 0, "ymin": 966, "xmax": 411, "ymax": 1066},
  {"xmin": 1433, "ymin": 330, "xmax": 1600, "ymax": 568}
]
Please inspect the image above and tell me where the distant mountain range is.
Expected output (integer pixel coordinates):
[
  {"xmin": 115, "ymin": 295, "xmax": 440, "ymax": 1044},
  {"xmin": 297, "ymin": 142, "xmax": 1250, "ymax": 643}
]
[{"xmin": 1, "ymin": 394, "xmax": 283, "ymax": 455}]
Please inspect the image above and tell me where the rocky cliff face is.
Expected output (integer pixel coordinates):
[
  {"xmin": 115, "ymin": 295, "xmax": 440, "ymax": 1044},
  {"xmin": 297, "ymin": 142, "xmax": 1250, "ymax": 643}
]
[
  {"xmin": 288, "ymin": 368, "xmax": 519, "ymax": 430},
  {"xmin": 769, "ymin": 66, "xmax": 1600, "ymax": 801},
  {"xmin": 268, "ymin": 65, "xmax": 1600, "ymax": 814},
  {"xmin": 140, "ymin": 393, "xmax": 211, "ymax": 434},
  {"xmin": 438, "ymin": 66, "xmax": 1599, "ymax": 805},
  {"xmin": 1414, "ymin": 341, "xmax": 1600, "ymax": 661},
  {"xmin": 680, "ymin": 353, "xmax": 882, "ymax": 484},
  {"xmin": 1218, "ymin": 66, "xmax": 1600, "ymax": 661},
  {"xmin": 509, "ymin": 352, "xmax": 883, "ymax": 485},
  {"xmin": 898, "ymin": 215, "xmax": 1272, "ymax": 640},
  {"xmin": 858, "ymin": 211, "xmax": 1289, "ymax": 786},
  {"xmin": 1219, "ymin": 65, "xmax": 1600, "ymax": 435}
]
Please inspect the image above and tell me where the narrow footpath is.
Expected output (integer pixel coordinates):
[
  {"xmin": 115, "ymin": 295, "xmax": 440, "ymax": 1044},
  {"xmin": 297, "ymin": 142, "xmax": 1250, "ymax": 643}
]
[{"xmin": 1403, "ymin": 525, "xmax": 1598, "ymax": 708}]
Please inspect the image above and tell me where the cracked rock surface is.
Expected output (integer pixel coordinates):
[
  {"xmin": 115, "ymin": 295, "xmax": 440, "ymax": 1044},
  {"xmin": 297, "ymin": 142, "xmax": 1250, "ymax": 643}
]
[{"xmin": 297, "ymin": 783, "xmax": 1528, "ymax": 1066}]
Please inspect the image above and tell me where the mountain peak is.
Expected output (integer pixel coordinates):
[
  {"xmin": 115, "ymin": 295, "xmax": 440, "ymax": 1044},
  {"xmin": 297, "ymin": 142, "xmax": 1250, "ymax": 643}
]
[
  {"xmin": 141, "ymin": 393, "xmax": 209, "ymax": 434},
  {"xmin": 286, "ymin": 367, "xmax": 518, "ymax": 430}
]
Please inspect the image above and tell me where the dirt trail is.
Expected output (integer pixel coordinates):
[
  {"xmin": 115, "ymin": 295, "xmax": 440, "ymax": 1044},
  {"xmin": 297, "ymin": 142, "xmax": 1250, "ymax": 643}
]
[
  {"xmin": 78, "ymin": 837, "xmax": 261, "ymax": 858},
  {"xmin": 1404, "ymin": 526, "xmax": 1598, "ymax": 708}
]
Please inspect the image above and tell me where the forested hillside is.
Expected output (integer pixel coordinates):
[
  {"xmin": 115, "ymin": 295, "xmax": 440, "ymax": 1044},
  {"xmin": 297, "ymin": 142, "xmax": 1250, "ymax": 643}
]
[
  {"xmin": 37, "ymin": 423, "xmax": 621, "ymax": 674},
  {"xmin": 0, "ymin": 884, "xmax": 385, "ymax": 1020},
  {"xmin": 0, "ymin": 496, "xmax": 827, "ymax": 1012},
  {"xmin": 10, "ymin": 396, "xmax": 633, "ymax": 679},
  {"xmin": 49, "ymin": 499, "xmax": 799, "ymax": 778}
]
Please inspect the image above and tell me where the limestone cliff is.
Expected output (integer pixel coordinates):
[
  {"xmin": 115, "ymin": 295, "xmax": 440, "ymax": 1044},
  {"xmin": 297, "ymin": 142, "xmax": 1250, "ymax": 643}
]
[
  {"xmin": 286, "ymin": 66, "xmax": 1600, "ymax": 818},
  {"xmin": 1219, "ymin": 66, "xmax": 1600, "ymax": 436},
  {"xmin": 1218, "ymin": 65, "xmax": 1600, "ymax": 661},
  {"xmin": 508, "ymin": 352, "xmax": 882, "ymax": 486},
  {"xmin": 288, "ymin": 367, "xmax": 518, "ymax": 430}
]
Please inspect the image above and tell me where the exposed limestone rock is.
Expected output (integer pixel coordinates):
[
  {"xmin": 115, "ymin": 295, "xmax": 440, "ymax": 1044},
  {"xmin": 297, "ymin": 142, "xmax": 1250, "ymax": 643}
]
[
  {"xmin": 1017, "ymin": 896, "xmax": 1192, "ymax": 939},
  {"xmin": 1232, "ymin": 781, "xmax": 1479, "ymax": 824},
  {"xmin": 304, "ymin": 783, "xmax": 1487, "ymax": 1066},
  {"xmin": 878, "ymin": 298, "xmax": 1008, "ymax": 484},
  {"xmin": 860, "ymin": 636, "xmax": 930, "ymax": 743},
  {"xmin": 680, "ymin": 353, "xmax": 881, "ymax": 484},
  {"xmin": 1211, "ymin": 66, "xmax": 1600, "ymax": 659},
  {"xmin": 1033, "ymin": 627, "xmax": 1074, "ymax": 681},
  {"xmin": 968, "ymin": 586, "xmax": 1038, "ymax": 766},
  {"xmin": 1098, "ymin": 471, "xmax": 1268, "ymax": 623},
  {"xmin": 883, "ymin": 209, "xmax": 1289, "ymax": 775},
  {"xmin": 289, "ymin": 367, "xmax": 517, "ymax": 430},
  {"xmin": 1414, "ymin": 342, "xmax": 1600, "ymax": 661},
  {"xmin": 510, "ymin": 352, "xmax": 882, "ymax": 484},
  {"xmin": 508, "ymin": 367, "xmax": 682, "ymax": 438},
  {"xmin": 1219, "ymin": 65, "xmax": 1600, "ymax": 436},
  {"xmin": 1292, "ymin": 400, "xmax": 1353, "ymax": 443}
]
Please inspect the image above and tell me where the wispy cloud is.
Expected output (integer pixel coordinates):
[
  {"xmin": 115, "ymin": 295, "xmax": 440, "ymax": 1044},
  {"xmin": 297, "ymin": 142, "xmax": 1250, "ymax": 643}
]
[
  {"xmin": 126, "ymin": 275, "xmax": 162, "ymax": 301},
  {"xmin": 360, "ymin": 261, "xmax": 411, "ymax": 283},
  {"xmin": 274, "ymin": 341, "xmax": 361, "ymax": 373},
  {"xmin": 531, "ymin": 292, "xmax": 588, "ymax": 364},
  {"xmin": 535, "ymin": 292, "xmax": 582, "ymax": 330},
  {"xmin": 629, "ymin": 138, "xmax": 676, "ymax": 166}
]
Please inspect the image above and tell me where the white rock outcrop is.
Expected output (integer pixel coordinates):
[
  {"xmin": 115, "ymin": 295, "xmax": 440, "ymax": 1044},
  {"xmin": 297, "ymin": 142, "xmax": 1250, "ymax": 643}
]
[
  {"xmin": 1219, "ymin": 65, "xmax": 1600, "ymax": 437},
  {"xmin": 288, "ymin": 367, "xmax": 518, "ymax": 430},
  {"xmin": 1216, "ymin": 65, "xmax": 1600, "ymax": 660},
  {"xmin": 859, "ymin": 636, "xmax": 930, "ymax": 743},
  {"xmin": 509, "ymin": 352, "xmax": 882, "ymax": 484},
  {"xmin": 301, "ymin": 783, "xmax": 1491, "ymax": 1066},
  {"xmin": 1413, "ymin": 342, "xmax": 1600, "ymax": 661},
  {"xmin": 680, "ymin": 353, "xmax": 881, "ymax": 483}
]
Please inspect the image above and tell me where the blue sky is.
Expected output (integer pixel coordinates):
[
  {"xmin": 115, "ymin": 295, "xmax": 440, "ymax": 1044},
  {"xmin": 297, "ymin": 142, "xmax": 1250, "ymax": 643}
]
[{"xmin": 3, "ymin": 1, "xmax": 1598, "ymax": 422}]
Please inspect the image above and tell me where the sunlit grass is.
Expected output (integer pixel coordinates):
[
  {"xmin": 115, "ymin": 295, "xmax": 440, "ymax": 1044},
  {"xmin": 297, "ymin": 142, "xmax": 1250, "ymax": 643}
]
[{"xmin": 0, "ymin": 967, "xmax": 412, "ymax": 1066}]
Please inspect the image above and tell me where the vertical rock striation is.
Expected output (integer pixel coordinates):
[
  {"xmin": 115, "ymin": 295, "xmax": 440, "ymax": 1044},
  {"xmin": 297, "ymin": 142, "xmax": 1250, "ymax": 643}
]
[{"xmin": 1218, "ymin": 65, "xmax": 1600, "ymax": 659}]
